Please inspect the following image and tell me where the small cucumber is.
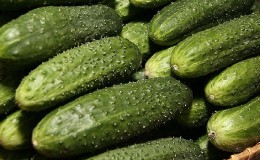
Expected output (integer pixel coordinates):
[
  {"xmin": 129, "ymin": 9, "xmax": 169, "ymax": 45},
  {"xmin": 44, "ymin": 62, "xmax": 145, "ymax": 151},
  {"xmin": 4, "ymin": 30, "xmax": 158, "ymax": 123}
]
[
  {"xmin": 207, "ymin": 96, "xmax": 260, "ymax": 152},
  {"xmin": 129, "ymin": 0, "xmax": 172, "ymax": 8},
  {"xmin": 150, "ymin": 0, "xmax": 255, "ymax": 46},
  {"xmin": 16, "ymin": 37, "xmax": 142, "ymax": 111},
  {"xmin": 0, "ymin": 0, "xmax": 102, "ymax": 11},
  {"xmin": 0, "ymin": 5, "xmax": 122, "ymax": 66},
  {"xmin": 144, "ymin": 46, "xmax": 175, "ymax": 78},
  {"xmin": 0, "ymin": 110, "xmax": 45, "ymax": 150},
  {"xmin": 171, "ymin": 12, "xmax": 260, "ymax": 78},
  {"xmin": 121, "ymin": 21, "xmax": 151, "ymax": 59},
  {"xmin": 205, "ymin": 56, "xmax": 260, "ymax": 107},
  {"xmin": 84, "ymin": 137, "xmax": 205, "ymax": 160},
  {"xmin": 32, "ymin": 77, "xmax": 192, "ymax": 158}
]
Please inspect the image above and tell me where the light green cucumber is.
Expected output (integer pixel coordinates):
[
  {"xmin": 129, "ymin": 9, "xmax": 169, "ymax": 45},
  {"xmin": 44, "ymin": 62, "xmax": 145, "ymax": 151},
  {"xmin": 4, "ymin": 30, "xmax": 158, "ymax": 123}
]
[
  {"xmin": 121, "ymin": 21, "xmax": 151, "ymax": 59},
  {"xmin": 0, "ymin": 5, "xmax": 122, "ymax": 66},
  {"xmin": 205, "ymin": 56, "xmax": 260, "ymax": 107},
  {"xmin": 207, "ymin": 96, "xmax": 260, "ymax": 152},
  {"xmin": 129, "ymin": 0, "xmax": 172, "ymax": 8},
  {"xmin": 16, "ymin": 37, "xmax": 142, "ymax": 111},
  {"xmin": 150, "ymin": 0, "xmax": 255, "ymax": 46},
  {"xmin": 171, "ymin": 12, "xmax": 260, "ymax": 78},
  {"xmin": 32, "ymin": 77, "xmax": 192, "ymax": 158},
  {"xmin": 84, "ymin": 137, "xmax": 205, "ymax": 160},
  {"xmin": 144, "ymin": 46, "xmax": 175, "ymax": 78},
  {"xmin": 0, "ymin": 110, "xmax": 46, "ymax": 150}
]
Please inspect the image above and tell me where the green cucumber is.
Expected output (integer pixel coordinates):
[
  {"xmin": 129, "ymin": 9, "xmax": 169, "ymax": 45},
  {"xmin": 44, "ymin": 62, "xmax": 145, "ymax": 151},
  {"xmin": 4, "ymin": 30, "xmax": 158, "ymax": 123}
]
[
  {"xmin": 207, "ymin": 96, "xmax": 260, "ymax": 152},
  {"xmin": 0, "ymin": 0, "xmax": 102, "ymax": 11},
  {"xmin": 32, "ymin": 77, "xmax": 192, "ymax": 158},
  {"xmin": 205, "ymin": 56, "xmax": 260, "ymax": 107},
  {"xmin": 0, "ymin": 5, "xmax": 122, "ymax": 66},
  {"xmin": 144, "ymin": 46, "xmax": 175, "ymax": 78},
  {"xmin": 121, "ymin": 21, "xmax": 151, "ymax": 59},
  {"xmin": 0, "ymin": 110, "xmax": 46, "ymax": 150},
  {"xmin": 129, "ymin": 0, "xmax": 171, "ymax": 8},
  {"xmin": 16, "ymin": 37, "xmax": 142, "ymax": 111},
  {"xmin": 150, "ymin": 0, "xmax": 255, "ymax": 46},
  {"xmin": 171, "ymin": 12, "xmax": 260, "ymax": 78},
  {"xmin": 84, "ymin": 137, "xmax": 205, "ymax": 160}
]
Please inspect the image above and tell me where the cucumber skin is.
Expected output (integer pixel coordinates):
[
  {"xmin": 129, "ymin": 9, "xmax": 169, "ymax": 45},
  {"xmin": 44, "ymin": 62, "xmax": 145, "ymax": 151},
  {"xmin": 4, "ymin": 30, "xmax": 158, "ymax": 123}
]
[
  {"xmin": 85, "ymin": 137, "xmax": 205, "ymax": 160},
  {"xmin": 171, "ymin": 12, "xmax": 260, "ymax": 78},
  {"xmin": 129, "ymin": 0, "xmax": 171, "ymax": 8},
  {"xmin": 207, "ymin": 96, "xmax": 260, "ymax": 152},
  {"xmin": 15, "ymin": 37, "xmax": 142, "ymax": 111},
  {"xmin": 0, "ymin": 110, "xmax": 45, "ymax": 150},
  {"xmin": 32, "ymin": 77, "xmax": 192, "ymax": 158},
  {"xmin": 205, "ymin": 56, "xmax": 260, "ymax": 107},
  {"xmin": 0, "ymin": 5, "xmax": 122, "ymax": 66},
  {"xmin": 150, "ymin": 0, "xmax": 255, "ymax": 46},
  {"xmin": 0, "ymin": 0, "xmax": 102, "ymax": 11}
]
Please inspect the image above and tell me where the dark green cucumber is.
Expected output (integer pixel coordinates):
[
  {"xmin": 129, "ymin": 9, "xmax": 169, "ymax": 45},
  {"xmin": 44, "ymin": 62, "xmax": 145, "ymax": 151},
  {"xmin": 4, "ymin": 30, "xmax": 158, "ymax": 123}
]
[
  {"xmin": 207, "ymin": 96, "xmax": 260, "ymax": 152},
  {"xmin": 0, "ymin": 110, "xmax": 45, "ymax": 150},
  {"xmin": 171, "ymin": 12, "xmax": 260, "ymax": 78},
  {"xmin": 195, "ymin": 135, "xmax": 229, "ymax": 160},
  {"xmin": 129, "ymin": 0, "xmax": 171, "ymax": 8},
  {"xmin": 16, "ymin": 37, "xmax": 142, "ymax": 111},
  {"xmin": 84, "ymin": 137, "xmax": 205, "ymax": 160},
  {"xmin": 121, "ymin": 21, "xmax": 151, "ymax": 59},
  {"xmin": 150, "ymin": 0, "xmax": 255, "ymax": 46},
  {"xmin": 0, "ymin": 0, "xmax": 102, "ymax": 11},
  {"xmin": 205, "ymin": 56, "xmax": 260, "ymax": 107},
  {"xmin": 0, "ymin": 5, "xmax": 122, "ymax": 66},
  {"xmin": 32, "ymin": 77, "xmax": 192, "ymax": 158},
  {"xmin": 145, "ymin": 46, "xmax": 175, "ymax": 78}
]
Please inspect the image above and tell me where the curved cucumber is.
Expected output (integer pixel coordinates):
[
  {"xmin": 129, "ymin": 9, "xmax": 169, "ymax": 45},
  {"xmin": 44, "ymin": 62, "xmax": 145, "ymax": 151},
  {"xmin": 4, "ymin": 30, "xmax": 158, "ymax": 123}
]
[
  {"xmin": 207, "ymin": 96, "xmax": 260, "ymax": 152},
  {"xmin": 129, "ymin": 0, "xmax": 171, "ymax": 8},
  {"xmin": 32, "ymin": 77, "xmax": 192, "ymax": 158},
  {"xmin": 205, "ymin": 56, "xmax": 260, "ymax": 107},
  {"xmin": 16, "ymin": 37, "xmax": 142, "ymax": 111},
  {"xmin": 171, "ymin": 12, "xmax": 260, "ymax": 78},
  {"xmin": 84, "ymin": 137, "xmax": 205, "ymax": 160},
  {"xmin": 145, "ymin": 46, "xmax": 175, "ymax": 78},
  {"xmin": 0, "ymin": 110, "xmax": 46, "ymax": 150},
  {"xmin": 150, "ymin": 0, "xmax": 255, "ymax": 46},
  {"xmin": 0, "ymin": 0, "xmax": 102, "ymax": 11},
  {"xmin": 0, "ymin": 5, "xmax": 122, "ymax": 66}
]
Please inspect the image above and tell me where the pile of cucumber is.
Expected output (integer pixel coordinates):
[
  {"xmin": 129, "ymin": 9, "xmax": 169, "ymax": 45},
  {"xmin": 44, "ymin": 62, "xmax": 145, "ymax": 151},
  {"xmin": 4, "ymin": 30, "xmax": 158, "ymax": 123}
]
[{"xmin": 0, "ymin": 0, "xmax": 259, "ymax": 159}]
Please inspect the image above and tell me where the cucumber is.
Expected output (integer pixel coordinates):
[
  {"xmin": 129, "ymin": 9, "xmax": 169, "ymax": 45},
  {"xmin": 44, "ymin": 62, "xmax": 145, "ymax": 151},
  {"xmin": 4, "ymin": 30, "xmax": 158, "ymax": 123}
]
[
  {"xmin": 129, "ymin": 0, "xmax": 171, "ymax": 8},
  {"xmin": 149, "ymin": 0, "xmax": 255, "ymax": 46},
  {"xmin": 171, "ymin": 12, "xmax": 260, "ymax": 78},
  {"xmin": 0, "ymin": 0, "xmax": 102, "ymax": 11},
  {"xmin": 207, "ymin": 96, "xmax": 260, "ymax": 152},
  {"xmin": 144, "ymin": 46, "xmax": 175, "ymax": 78},
  {"xmin": 121, "ymin": 21, "xmax": 151, "ymax": 59},
  {"xmin": 0, "ymin": 5, "xmax": 122, "ymax": 66},
  {"xmin": 205, "ymin": 56, "xmax": 260, "ymax": 107},
  {"xmin": 84, "ymin": 137, "xmax": 205, "ymax": 160},
  {"xmin": 16, "ymin": 37, "xmax": 142, "ymax": 111},
  {"xmin": 32, "ymin": 77, "xmax": 192, "ymax": 158},
  {"xmin": 0, "ymin": 110, "xmax": 46, "ymax": 150}
]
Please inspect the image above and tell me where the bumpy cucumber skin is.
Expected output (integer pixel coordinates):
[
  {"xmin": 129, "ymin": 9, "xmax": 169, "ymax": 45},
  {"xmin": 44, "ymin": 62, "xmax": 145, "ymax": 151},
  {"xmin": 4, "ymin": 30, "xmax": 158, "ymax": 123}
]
[
  {"xmin": 150, "ymin": 0, "xmax": 255, "ymax": 46},
  {"xmin": 0, "ymin": 5, "xmax": 122, "ymax": 66},
  {"xmin": 0, "ymin": 110, "xmax": 45, "ymax": 150},
  {"xmin": 16, "ymin": 37, "xmax": 142, "ymax": 111},
  {"xmin": 84, "ymin": 137, "xmax": 205, "ymax": 160},
  {"xmin": 121, "ymin": 21, "xmax": 151, "ymax": 59},
  {"xmin": 145, "ymin": 46, "xmax": 175, "ymax": 78},
  {"xmin": 32, "ymin": 77, "xmax": 192, "ymax": 158},
  {"xmin": 129, "ymin": 0, "xmax": 171, "ymax": 8},
  {"xmin": 207, "ymin": 96, "xmax": 260, "ymax": 152},
  {"xmin": 171, "ymin": 13, "xmax": 260, "ymax": 78},
  {"xmin": 205, "ymin": 56, "xmax": 260, "ymax": 107},
  {"xmin": 0, "ymin": 0, "xmax": 102, "ymax": 11}
]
